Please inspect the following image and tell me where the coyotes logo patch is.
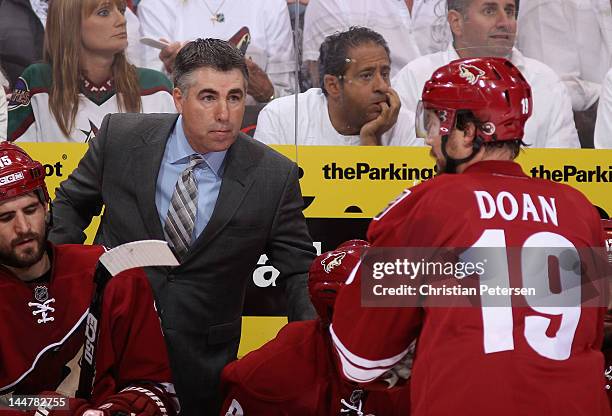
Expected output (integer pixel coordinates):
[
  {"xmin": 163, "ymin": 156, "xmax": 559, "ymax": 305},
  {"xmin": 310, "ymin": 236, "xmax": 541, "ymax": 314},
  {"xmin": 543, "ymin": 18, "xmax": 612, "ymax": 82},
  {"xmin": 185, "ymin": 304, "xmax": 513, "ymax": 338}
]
[
  {"xmin": 321, "ymin": 251, "xmax": 347, "ymax": 273},
  {"xmin": 459, "ymin": 63, "xmax": 485, "ymax": 85}
]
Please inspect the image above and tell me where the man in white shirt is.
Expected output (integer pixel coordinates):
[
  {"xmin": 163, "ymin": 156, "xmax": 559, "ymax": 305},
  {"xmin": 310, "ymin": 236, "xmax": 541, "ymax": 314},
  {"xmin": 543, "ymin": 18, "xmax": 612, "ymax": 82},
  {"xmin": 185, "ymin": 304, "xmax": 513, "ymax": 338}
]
[
  {"xmin": 516, "ymin": 0, "xmax": 611, "ymax": 112},
  {"xmin": 0, "ymin": 0, "xmax": 144, "ymax": 88},
  {"xmin": 302, "ymin": 0, "xmax": 451, "ymax": 86},
  {"xmin": 125, "ymin": 6, "xmax": 145, "ymax": 67},
  {"xmin": 138, "ymin": 0, "xmax": 295, "ymax": 103},
  {"xmin": 392, "ymin": 0, "xmax": 580, "ymax": 148},
  {"xmin": 593, "ymin": 68, "xmax": 612, "ymax": 149},
  {"xmin": 255, "ymin": 27, "xmax": 419, "ymax": 146}
]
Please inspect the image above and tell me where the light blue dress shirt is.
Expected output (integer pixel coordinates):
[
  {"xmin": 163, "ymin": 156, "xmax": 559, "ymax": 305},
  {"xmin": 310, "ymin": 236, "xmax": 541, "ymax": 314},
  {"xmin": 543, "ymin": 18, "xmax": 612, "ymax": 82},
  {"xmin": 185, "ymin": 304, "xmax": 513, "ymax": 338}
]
[{"xmin": 156, "ymin": 115, "xmax": 227, "ymax": 240}]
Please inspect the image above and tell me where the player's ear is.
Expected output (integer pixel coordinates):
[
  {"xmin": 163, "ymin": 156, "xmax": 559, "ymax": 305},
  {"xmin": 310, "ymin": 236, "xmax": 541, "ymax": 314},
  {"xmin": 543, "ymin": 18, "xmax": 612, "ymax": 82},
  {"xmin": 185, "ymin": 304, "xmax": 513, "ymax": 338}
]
[{"xmin": 462, "ymin": 121, "xmax": 477, "ymax": 146}]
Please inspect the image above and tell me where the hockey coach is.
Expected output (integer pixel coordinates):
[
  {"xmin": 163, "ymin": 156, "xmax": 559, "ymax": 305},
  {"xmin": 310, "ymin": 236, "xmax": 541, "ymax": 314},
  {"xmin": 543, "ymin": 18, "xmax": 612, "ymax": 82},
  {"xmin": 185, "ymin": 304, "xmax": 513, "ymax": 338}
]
[{"xmin": 49, "ymin": 38, "xmax": 316, "ymax": 415}]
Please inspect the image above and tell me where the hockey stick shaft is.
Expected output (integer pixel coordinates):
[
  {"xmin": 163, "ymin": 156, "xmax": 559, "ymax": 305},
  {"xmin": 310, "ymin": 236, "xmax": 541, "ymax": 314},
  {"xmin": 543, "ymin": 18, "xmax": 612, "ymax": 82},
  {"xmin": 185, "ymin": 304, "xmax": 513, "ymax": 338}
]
[
  {"xmin": 74, "ymin": 240, "xmax": 179, "ymax": 400},
  {"xmin": 75, "ymin": 262, "xmax": 113, "ymax": 400}
]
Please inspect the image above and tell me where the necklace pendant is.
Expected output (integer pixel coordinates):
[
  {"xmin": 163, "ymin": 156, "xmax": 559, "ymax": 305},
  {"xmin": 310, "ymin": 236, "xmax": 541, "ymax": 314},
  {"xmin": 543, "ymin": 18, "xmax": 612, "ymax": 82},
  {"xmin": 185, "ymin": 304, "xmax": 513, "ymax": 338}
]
[{"xmin": 215, "ymin": 12, "xmax": 225, "ymax": 22}]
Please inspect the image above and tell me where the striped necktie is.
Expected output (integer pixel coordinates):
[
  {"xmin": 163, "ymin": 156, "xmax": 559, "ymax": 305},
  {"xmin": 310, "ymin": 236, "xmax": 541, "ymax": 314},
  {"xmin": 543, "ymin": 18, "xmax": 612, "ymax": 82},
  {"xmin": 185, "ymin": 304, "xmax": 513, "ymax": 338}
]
[{"xmin": 164, "ymin": 154, "xmax": 204, "ymax": 259}]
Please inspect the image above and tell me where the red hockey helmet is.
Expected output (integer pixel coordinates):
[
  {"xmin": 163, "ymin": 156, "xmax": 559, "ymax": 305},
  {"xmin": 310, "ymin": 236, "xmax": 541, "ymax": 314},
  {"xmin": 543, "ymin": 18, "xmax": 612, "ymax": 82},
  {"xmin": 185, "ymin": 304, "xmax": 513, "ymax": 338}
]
[
  {"xmin": 416, "ymin": 57, "xmax": 532, "ymax": 143},
  {"xmin": 308, "ymin": 240, "xmax": 369, "ymax": 324},
  {"xmin": 0, "ymin": 142, "xmax": 49, "ymax": 203},
  {"xmin": 336, "ymin": 239, "xmax": 369, "ymax": 250}
]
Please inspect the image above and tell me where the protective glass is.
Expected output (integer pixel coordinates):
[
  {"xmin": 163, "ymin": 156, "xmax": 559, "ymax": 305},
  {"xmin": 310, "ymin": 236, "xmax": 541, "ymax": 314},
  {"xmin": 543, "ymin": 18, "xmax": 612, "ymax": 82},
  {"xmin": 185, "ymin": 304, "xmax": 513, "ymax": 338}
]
[{"xmin": 415, "ymin": 101, "xmax": 443, "ymax": 139}]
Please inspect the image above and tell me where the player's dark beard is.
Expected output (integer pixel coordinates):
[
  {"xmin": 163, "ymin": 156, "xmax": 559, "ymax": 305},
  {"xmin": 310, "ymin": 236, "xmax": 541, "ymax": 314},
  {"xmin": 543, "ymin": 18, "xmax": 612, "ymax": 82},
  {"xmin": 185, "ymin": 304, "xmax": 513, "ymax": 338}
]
[
  {"xmin": 438, "ymin": 135, "xmax": 483, "ymax": 174},
  {"xmin": 437, "ymin": 136, "xmax": 458, "ymax": 174},
  {"xmin": 0, "ymin": 230, "xmax": 46, "ymax": 268},
  {"xmin": 430, "ymin": 148, "xmax": 449, "ymax": 175}
]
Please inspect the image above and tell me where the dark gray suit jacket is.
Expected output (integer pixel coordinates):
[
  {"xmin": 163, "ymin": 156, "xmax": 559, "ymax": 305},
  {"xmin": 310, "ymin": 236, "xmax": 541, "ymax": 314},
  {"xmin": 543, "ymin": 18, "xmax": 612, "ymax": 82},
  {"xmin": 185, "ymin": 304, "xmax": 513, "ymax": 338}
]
[{"xmin": 49, "ymin": 113, "xmax": 316, "ymax": 415}]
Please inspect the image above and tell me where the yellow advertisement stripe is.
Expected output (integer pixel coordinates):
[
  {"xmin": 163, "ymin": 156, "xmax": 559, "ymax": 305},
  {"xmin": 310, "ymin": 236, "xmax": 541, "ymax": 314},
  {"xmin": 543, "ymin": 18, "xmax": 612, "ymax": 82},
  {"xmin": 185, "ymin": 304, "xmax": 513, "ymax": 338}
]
[
  {"xmin": 272, "ymin": 145, "xmax": 612, "ymax": 218},
  {"xmin": 18, "ymin": 143, "xmax": 612, "ymax": 355}
]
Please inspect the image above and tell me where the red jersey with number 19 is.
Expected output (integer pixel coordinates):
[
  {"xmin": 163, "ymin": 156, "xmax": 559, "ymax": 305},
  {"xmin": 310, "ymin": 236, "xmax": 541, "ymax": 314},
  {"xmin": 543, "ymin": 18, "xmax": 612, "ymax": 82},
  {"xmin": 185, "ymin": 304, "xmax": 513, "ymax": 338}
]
[{"xmin": 331, "ymin": 160, "xmax": 609, "ymax": 416}]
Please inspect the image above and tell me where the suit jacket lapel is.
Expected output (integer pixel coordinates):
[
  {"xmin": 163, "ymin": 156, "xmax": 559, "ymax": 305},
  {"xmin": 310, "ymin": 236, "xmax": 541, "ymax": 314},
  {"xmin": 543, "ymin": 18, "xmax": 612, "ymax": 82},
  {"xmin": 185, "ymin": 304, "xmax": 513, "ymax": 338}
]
[
  {"xmin": 131, "ymin": 114, "xmax": 179, "ymax": 240},
  {"xmin": 186, "ymin": 134, "xmax": 257, "ymax": 256}
]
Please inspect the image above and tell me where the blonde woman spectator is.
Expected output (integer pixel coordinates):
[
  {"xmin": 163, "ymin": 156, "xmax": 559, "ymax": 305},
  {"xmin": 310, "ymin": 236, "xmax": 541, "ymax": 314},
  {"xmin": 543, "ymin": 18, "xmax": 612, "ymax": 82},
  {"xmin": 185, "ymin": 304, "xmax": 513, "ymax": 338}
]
[
  {"xmin": 8, "ymin": 0, "xmax": 174, "ymax": 142},
  {"xmin": 0, "ymin": 0, "xmax": 144, "ymax": 88}
]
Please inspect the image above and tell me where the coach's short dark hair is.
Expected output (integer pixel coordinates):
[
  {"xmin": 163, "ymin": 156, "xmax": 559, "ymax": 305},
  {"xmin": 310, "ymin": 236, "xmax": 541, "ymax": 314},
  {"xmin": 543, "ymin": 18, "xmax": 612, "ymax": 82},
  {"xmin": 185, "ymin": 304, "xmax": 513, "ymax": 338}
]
[
  {"xmin": 173, "ymin": 38, "xmax": 249, "ymax": 93},
  {"xmin": 318, "ymin": 26, "xmax": 390, "ymax": 96}
]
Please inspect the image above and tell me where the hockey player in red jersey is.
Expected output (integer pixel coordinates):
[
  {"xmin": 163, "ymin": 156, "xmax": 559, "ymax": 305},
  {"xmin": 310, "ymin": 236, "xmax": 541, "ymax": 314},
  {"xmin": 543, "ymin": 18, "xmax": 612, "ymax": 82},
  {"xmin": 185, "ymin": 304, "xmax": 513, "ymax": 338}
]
[
  {"xmin": 219, "ymin": 240, "xmax": 410, "ymax": 416},
  {"xmin": 331, "ymin": 57, "xmax": 610, "ymax": 416},
  {"xmin": 0, "ymin": 143, "xmax": 178, "ymax": 416}
]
